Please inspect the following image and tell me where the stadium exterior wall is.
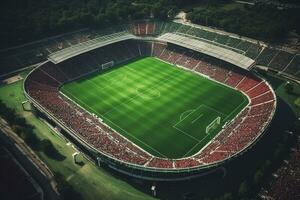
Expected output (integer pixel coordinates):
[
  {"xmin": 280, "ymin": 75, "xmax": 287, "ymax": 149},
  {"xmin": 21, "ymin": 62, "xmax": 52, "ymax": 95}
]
[{"xmin": 23, "ymin": 40, "xmax": 277, "ymax": 181}]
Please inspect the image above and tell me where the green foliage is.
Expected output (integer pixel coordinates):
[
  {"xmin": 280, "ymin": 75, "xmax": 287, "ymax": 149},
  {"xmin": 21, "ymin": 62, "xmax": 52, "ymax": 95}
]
[
  {"xmin": 0, "ymin": 100, "xmax": 64, "ymax": 157},
  {"xmin": 222, "ymin": 192, "xmax": 233, "ymax": 200},
  {"xmin": 284, "ymin": 82, "xmax": 294, "ymax": 94},
  {"xmin": 54, "ymin": 173, "xmax": 83, "ymax": 200},
  {"xmin": 0, "ymin": 100, "xmax": 40, "ymax": 150},
  {"xmin": 238, "ymin": 181, "xmax": 249, "ymax": 198},
  {"xmin": 253, "ymin": 170, "xmax": 264, "ymax": 186},
  {"xmin": 40, "ymin": 139, "xmax": 66, "ymax": 161},
  {"xmin": 0, "ymin": 0, "xmax": 181, "ymax": 48},
  {"xmin": 186, "ymin": 3, "xmax": 299, "ymax": 42}
]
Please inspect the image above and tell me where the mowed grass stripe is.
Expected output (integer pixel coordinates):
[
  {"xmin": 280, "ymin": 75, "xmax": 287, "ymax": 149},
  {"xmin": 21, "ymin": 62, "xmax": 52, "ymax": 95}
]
[
  {"xmin": 65, "ymin": 59, "xmax": 180, "ymax": 114},
  {"xmin": 61, "ymin": 57, "xmax": 248, "ymax": 159}
]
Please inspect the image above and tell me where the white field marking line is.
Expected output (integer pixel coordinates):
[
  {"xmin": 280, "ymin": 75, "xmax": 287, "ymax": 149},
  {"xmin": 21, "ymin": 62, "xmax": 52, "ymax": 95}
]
[
  {"xmin": 172, "ymin": 105, "xmax": 217, "ymax": 142},
  {"xmin": 127, "ymin": 66, "xmax": 171, "ymax": 78},
  {"xmin": 159, "ymin": 59, "xmax": 252, "ymax": 158},
  {"xmin": 135, "ymin": 88, "xmax": 161, "ymax": 100},
  {"xmin": 87, "ymin": 80, "xmax": 133, "ymax": 107},
  {"xmin": 99, "ymin": 64, "xmax": 132, "ymax": 81},
  {"xmin": 111, "ymin": 102, "xmax": 201, "ymax": 145},
  {"xmin": 202, "ymin": 105, "xmax": 227, "ymax": 118},
  {"xmin": 103, "ymin": 65, "xmax": 131, "ymax": 82},
  {"xmin": 85, "ymin": 66, "xmax": 151, "ymax": 103},
  {"xmin": 110, "ymin": 99, "xmax": 207, "ymax": 152},
  {"xmin": 102, "ymin": 71, "xmax": 176, "ymax": 117},
  {"xmin": 62, "ymin": 89, "xmax": 168, "ymax": 158},
  {"xmin": 223, "ymin": 96, "xmax": 248, "ymax": 122},
  {"xmin": 174, "ymin": 104, "xmax": 232, "ymax": 157},
  {"xmin": 60, "ymin": 89, "xmax": 155, "ymax": 159},
  {"xmin": 127, "ymin": 63, "xmax": 178, "ymax": 78},
  {"xmin": 172, "ymin": 126, "xmax": 200, "ymax": 142},
  {"xmin": 191, "ymin": 114, "xmax": 204, "ymax": 124},
  {"xmin": 102, "ymin": 117, "xmax": 168, "ymax": 158},
  {"xmin": 87, "ymin": 74, "xmax": 129, "ymax": 97},
  {"xmin": 173, "ymin": 104, "xmax": 204, "ymax": 127},
  {"xmin": 180, "ymin": 109, "xmax": 194, "ymax": 121},
  {"xmin": 182, "ymin": 131, "xmax": 212, "ymax": 157},
  {"xmin": 100, "ymin": 62, "xmax": 170, "ymax": 108},
  {"xmin": 77, "ymin": 64, "xmax": 127, "ymax": 89},
  {"xmin": 125, "ymin": 65, "xmax": 170, "ymax": 82},
  {"xmin": 106, "ymin": 73, "xmax": 128, "ymax": 84}
]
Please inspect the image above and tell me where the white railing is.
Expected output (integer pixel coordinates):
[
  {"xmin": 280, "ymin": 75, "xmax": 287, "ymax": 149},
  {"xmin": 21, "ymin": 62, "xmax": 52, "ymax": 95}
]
[{"xmin": 158, "ymin": 33, "xmax": 255, "ymax": 70}]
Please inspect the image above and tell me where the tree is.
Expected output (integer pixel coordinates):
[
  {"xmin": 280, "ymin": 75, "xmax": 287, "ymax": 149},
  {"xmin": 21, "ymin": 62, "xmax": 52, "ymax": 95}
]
[
  {"xmin": 284, "ymin": 82, "xmax": 294, "ymax": 94},
  {"xmin": 238, "ymin": 181, "xmax": 249, "ymax": 198},
  {"xmin": 253, "ymin": 170, "xmax": 264, "ymax": 187},
  {"xmin": 41, "ymin": 139, "xmax": 66, "ymax": 161},
  {"xmin": 295, "ymin": 120, "xmax": 300, "ymax": 134},
  {"xmin": 223, "ymin": 192, "xmax": 233, "ymax": 200},
  {"xmin": 54, "ymin": 173, "xmax": 83, "ymax": 200},
  {"xmin": 273, "ymin": 143, "xmax": 286, "ymax": 161}
]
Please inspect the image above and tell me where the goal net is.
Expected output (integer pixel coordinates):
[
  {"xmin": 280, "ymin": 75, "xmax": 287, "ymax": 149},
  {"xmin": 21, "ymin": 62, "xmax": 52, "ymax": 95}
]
[
  {"xmin": 101, "ymin": 61, "xmax": 114, "ymax": 70},
  {"xmin": 206, "ymin": 116, "xmax": 221, "ymax": 134}
]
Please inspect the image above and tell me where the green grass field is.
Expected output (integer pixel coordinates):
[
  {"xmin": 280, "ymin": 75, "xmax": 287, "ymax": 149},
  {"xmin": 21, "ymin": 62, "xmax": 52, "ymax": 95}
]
[
  {"xmin": 0, "ymin": 75, "xmax": 155, "ymax": 200},
  {"xmin": 61, "ymin": 57, "xmax": 248, "ymax": 159}
]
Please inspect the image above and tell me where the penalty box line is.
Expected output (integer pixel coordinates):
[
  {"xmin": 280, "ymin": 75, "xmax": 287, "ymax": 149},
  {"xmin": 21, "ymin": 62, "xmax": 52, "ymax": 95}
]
[
  {"xmin": 173, "ymin": 104, "xmax": 205, "ymax": 127},
  {"xmin": 182, "ymin": 132, "xmax": 212, "ymax": 157},
  {"xmin": 172, "ymin": 105, "xmax": 207, "ymax": 143},
  {"xmin": 173, "ymin": 104, "xmax": 227, "ymax": 145},
  {"xmin": 192, "ymin": 114, "xmax": 203, "ymax": 124},
  {"xmin": 173, "ymin": 126, "xmax": 200, "ymax": 142},
  {"xmin": 102, "ymin": 70, "xmax": 176, "ymax": 117},
  {"xmin": 180, "ymin": 105, "xmax": 228, "ymax": 157},
  {"xmin": 62, "ymin": 89, "xmax": 168, "ymax": 158}
]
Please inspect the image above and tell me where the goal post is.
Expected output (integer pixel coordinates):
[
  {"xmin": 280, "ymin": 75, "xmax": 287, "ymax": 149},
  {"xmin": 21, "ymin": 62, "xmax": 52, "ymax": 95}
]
[
  {"xmin": 206, "ymin": 116, "xmax": 221, "ymax": 134},
  {"xmin": 101, "ymin": 61, "xmax": 114, "ymax": 70}
]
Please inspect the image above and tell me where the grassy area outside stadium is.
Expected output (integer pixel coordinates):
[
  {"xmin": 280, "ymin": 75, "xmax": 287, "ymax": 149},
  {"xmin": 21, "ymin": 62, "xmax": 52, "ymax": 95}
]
[
  {"xmin": 61, "ymin": 57, "xmax": 249, "ymax": 159},
  {"xmin": 1, "ymin": 65, "xmax": 297, "ymax": 198},
  {"xmin": 0, "ymin": 75, "xmax": 155, "ymax": 200}
]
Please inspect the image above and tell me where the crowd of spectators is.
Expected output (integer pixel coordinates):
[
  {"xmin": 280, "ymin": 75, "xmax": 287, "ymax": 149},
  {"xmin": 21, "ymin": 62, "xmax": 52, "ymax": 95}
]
[
  {"xmin": 25, "ymin": 41, "xmax": 276, "ymax": 169},
  {"xmin": 261, "ymin": 139, "xmax": 300, "ymax": 200},
  {"xmin": 132, "ymin": 21, "xmax": 155, "ymax": 36},
  {"xmin": 153, "ymin": 43, "xmax": 276, "ymax": 165}
]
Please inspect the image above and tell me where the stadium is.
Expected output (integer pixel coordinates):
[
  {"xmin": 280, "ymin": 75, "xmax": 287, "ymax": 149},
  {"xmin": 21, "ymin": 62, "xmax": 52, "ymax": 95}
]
[{"xmin": 23, "ymin": 21, "xmax": 277, "ymax": 180}]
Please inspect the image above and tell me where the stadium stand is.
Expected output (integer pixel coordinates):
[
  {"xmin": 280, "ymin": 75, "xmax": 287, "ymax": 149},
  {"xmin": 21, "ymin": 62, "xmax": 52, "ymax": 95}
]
[
  {"xmin": 158, "ymin": 33, "xmax": 255, "ymax": 70},
  {"xmin": 1, "ymin": 20, "xmax": 299, "ymax": 81},
  {"xmin": 268, "ymin": 51, "xmax": 295, "ymax": 71},
  {"xmin": 256, "ymin": 47, "xmax": 279, "ymax": 66},
  {"xmin": 261, "ymin": 140, "xmax": 300, "ymax": 200},
  {"xmin": 48, "ymin": 31, "xmax": 136, "ymax": 64},
  {"xmin": 245, "ymin": 44, "xmax": 263, "ymax": 59},
  {"xmin": 25, "ymin": 40, "xmax": 276, "ymax": 170},
  {"xmin": 282, "ymin": 54, "xmax": 300, "ymax": 75}
]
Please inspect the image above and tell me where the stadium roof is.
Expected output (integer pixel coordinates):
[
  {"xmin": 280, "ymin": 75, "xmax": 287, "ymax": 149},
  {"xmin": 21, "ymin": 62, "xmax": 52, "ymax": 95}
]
[
  {"xmin": 158, "ymin": 33, "xmax": 255, "ymax": 70},
  {"xmin": 48, "ymin": 32, "xmax": 137, "ymax": 64}
]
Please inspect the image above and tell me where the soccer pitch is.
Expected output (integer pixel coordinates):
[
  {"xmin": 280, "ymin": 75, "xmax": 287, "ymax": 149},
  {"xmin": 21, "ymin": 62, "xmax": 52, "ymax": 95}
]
[{"xmin": 61, "ymin": 57, "xmax": 248, "ymax": 159}]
